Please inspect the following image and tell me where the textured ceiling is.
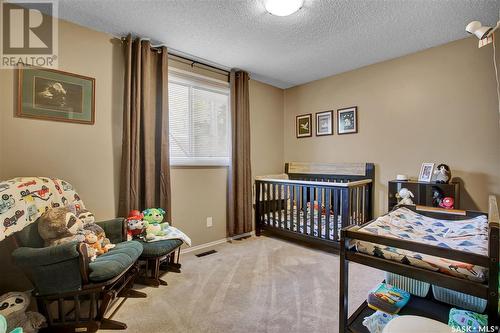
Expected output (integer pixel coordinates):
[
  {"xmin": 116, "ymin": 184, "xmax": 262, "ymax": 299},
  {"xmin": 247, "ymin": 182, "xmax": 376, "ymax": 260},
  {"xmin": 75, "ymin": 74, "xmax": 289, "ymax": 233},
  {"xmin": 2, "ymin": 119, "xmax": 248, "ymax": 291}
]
[{"xmin": 56, "ymin": 0, "xmax": 499, "ymax": 88}]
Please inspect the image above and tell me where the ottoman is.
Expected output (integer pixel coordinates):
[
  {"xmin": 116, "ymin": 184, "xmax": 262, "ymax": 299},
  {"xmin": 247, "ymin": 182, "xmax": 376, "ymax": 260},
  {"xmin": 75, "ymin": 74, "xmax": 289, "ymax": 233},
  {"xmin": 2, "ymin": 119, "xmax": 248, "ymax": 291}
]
[{"xmin": 137, "ymin": 239, "xmax": 183, "ymax": 287}]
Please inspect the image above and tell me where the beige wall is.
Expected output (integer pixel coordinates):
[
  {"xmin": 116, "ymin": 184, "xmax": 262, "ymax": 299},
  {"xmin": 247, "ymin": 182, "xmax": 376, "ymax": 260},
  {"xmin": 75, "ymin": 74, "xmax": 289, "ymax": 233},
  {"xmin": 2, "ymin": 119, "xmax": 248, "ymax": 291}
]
[
  {"xmin": 250, "ymin": 80, "xmax": 285, "ymax": 177},
  {"xmin": 0, "ymin": 17, "xmax": 285, "ymax": 249},
  {"xmin": 0, "ymin": 20, "xmax": 124, "ymax": 220},
  {"xmin": 284, "ymin": 37, "xmax": 500, "ymax": 216}
]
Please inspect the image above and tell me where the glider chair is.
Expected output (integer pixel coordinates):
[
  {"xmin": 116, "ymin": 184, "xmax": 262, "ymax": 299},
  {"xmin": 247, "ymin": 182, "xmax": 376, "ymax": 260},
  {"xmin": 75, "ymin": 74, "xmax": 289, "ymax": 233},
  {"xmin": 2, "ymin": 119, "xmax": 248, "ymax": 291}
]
[{"xmin": 12, "ymin": 217, "xmax": 144, "ymax": 333}]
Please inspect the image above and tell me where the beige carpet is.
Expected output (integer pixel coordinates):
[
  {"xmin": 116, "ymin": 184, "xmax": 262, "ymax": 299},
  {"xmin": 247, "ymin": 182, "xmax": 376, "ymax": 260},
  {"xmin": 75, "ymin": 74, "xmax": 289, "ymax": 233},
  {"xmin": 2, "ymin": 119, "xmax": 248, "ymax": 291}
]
[{"xmin": 103, "ymin": 236, "xmax": 383, "ymax": 333}]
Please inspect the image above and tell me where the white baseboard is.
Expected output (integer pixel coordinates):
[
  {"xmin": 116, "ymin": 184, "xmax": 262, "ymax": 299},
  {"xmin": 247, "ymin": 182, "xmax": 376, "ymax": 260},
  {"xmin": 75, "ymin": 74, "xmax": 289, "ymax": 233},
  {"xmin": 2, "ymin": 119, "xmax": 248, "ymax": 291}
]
[{"xmin": 181, "ymin": 231, "xmax": 255, "ymax": 254}]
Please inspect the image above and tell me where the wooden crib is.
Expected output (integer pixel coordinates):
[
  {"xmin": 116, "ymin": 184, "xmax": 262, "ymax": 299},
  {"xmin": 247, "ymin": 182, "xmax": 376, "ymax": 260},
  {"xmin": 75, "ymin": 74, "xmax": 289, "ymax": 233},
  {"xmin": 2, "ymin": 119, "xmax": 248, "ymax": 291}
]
[{"xmin": 254, "ymin": 162, "xmax": 374, "ymax": 250}]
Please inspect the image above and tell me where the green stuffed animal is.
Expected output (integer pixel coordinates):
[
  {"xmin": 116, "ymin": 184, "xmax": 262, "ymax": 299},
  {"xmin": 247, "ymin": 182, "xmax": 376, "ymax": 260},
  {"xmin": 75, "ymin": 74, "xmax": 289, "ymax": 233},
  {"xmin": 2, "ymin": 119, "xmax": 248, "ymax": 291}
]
[{"xmin": 142, "ymin": 208, "xmax": 169, "ymax": 240}]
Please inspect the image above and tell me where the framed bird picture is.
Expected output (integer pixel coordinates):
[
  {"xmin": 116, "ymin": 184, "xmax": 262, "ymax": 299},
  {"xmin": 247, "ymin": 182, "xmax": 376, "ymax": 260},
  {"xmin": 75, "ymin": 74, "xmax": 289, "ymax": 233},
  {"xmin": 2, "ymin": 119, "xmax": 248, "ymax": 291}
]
[
  {"xmin": 296, "ymin": 113, "xmax": 312, "ymax": 138},
  {"xmin": 337, "ymin": 106, "xmax": 357, "ymax": 135}
]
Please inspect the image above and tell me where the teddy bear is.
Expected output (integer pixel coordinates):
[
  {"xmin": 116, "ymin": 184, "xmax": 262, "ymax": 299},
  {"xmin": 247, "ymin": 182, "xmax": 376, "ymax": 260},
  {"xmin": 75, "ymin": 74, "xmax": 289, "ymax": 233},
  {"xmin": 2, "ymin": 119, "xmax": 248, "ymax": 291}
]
[
  {"xmin": 143, "ymin": 208, "xmax": 169, "ymax": 240},
  {"xmin": 37, "ymin": 207, "xmax": 84, "ymax": 247},
  {"xmin": 126, "ymin": 210, "xmax": 146, "ymax": 240},
  {"xmin": 0, "ymin": 292, "xmax": 45, "ymax": 333}
]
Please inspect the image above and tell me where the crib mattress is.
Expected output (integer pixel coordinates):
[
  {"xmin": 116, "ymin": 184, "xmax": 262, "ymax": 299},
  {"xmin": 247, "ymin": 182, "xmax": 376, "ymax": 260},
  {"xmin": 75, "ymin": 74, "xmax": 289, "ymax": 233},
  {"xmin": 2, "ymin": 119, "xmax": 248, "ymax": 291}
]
[
  {"xmin": 263, "ymin": 209, "xmax": 342, "ymax": 239},
  {"xmin": 352, "ymin": 207, "xmax": 489, "ymax": 282}
]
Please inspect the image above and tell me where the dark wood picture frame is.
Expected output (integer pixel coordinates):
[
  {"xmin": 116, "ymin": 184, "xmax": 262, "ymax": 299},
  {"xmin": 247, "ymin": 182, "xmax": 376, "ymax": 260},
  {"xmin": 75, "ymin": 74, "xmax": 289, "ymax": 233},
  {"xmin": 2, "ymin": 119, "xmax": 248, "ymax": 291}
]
[
  {"xmin": 315, "ymin": 110, "xmax": 333, "ymax": 136},
  {"xmin": 337, "ymin": 106, "xmax": 358, "ymax": 135},
  {"xmin": 296, "ymin": 113, "xmax": 312, "ymax": 138},
  {"xmin": 17, "ymin": 64, "xmax": 96, "ymax": 125}
]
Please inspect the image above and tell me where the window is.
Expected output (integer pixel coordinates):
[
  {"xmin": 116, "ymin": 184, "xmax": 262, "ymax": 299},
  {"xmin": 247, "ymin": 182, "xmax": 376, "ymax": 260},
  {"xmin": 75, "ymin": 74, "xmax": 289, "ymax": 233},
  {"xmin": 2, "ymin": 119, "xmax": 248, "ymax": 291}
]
[{"xmin": 168, "ymin": 69, "xmax": 230, "ymax": 166}]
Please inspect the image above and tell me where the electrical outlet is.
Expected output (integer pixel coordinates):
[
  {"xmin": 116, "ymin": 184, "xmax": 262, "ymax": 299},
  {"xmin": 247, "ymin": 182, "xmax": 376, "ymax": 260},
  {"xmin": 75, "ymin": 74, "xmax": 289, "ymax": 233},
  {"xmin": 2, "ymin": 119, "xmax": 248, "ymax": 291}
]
[{"xmin": 206, "ymin": 217, "xmax": 213, "ymax": 227}]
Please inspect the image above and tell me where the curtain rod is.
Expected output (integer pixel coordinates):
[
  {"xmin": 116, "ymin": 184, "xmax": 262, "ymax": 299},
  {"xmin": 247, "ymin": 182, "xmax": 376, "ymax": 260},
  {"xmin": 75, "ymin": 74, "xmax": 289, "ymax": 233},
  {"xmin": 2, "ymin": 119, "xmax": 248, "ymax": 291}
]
[{"xmin": 120, "ymin": 36, "xmax": 230, "ymax": 76}]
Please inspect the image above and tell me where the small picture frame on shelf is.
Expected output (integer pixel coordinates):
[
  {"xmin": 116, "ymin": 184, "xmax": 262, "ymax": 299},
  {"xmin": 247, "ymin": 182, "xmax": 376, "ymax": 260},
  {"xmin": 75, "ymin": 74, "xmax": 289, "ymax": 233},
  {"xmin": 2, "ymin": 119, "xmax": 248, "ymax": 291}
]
[
  {"xmin": 315, "ymin": 110, "xmax": 333, "ymax": 136},
  {"xmin": 418, "ymin": 163, "xmax": 435, "ymax": 182},
  {"xmin": 296, "ymin": 113, "xmax": 312, "ymax": 138},
  {"xmin": 337, "ymin": 106, "xmax": 357, "ymax": 134}
]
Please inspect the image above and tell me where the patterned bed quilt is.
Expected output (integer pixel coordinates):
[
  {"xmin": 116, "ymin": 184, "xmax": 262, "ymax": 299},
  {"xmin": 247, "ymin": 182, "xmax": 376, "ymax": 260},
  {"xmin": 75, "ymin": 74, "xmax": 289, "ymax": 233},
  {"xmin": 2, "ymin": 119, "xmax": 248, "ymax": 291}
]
[{"xmin": 352, "ymin": 207, "xmax": 489, "ymax": 282}]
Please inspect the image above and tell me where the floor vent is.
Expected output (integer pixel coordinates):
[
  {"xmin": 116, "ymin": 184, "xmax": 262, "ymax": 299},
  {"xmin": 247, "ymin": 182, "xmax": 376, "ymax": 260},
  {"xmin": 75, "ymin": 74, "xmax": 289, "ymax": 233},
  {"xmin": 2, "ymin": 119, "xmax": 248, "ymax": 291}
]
[{"xmin": 195, "ymin": 250, "xmax": 217, "ymax": 257}]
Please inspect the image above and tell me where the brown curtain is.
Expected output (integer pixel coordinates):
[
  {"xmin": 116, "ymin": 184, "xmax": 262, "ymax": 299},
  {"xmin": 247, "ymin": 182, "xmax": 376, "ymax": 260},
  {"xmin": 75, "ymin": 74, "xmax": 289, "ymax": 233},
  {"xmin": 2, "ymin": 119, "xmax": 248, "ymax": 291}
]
[
  {"xmin": 118, "ymin": 35, "xmax": 171, "ymax": 222},
  {"xmin": 227, "ymin": 70, "xmax": 252, "ymax": 236}
]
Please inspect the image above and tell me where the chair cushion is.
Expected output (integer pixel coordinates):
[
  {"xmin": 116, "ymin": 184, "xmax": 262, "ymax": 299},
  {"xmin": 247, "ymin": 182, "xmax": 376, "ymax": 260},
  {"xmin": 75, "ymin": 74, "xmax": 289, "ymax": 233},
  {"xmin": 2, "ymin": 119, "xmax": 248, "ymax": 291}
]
[
  {"xmin": 89, "ymin": 240, "xmax": 143, "ymax": 282},
  {"xmin": 139, "ymin": 239, "xmax": 183, "ymax": 258}
]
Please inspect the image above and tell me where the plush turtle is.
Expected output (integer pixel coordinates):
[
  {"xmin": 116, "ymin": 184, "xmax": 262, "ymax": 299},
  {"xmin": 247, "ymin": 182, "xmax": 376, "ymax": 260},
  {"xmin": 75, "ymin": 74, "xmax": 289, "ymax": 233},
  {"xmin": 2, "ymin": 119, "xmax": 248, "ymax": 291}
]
[{"xmin": 0, "ymin": 292, "xmax": 45, "ymax": 333}]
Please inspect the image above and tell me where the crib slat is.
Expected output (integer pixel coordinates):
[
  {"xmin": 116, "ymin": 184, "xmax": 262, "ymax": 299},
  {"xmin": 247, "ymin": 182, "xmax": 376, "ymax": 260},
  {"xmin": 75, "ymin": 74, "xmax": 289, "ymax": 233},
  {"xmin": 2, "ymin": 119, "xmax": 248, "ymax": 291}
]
[
  {"xmin": 284, "ymin": 185, "xmax": 289, "ymax": 230},
  {"xmin": 318, "ymin": 187, "xmax": 323, "ymax": 238},
  {"xmin": 277, "ymin": 184, "xmax": 282, "ymax": 229},
  {"xmin": 295, "ymin": 185, "xmax": 300, "ymax": 232},
  {"xmin": 333, "ymin": 188, "xmax": 339, "ymax": 241},
  {"xmin": 325, "ymin": 189, "xmax": 331, "ymax": 240},
  {"xmin": 309, "ymin": 186, "xmax": 314, "ymax": 236},
  {"xmin": 302, "ymin": 186, "xmax": 307, "ymax": 235},
  {"xmin": 272, "ymin": 184, "xmax": 277, "ymax": 228}
]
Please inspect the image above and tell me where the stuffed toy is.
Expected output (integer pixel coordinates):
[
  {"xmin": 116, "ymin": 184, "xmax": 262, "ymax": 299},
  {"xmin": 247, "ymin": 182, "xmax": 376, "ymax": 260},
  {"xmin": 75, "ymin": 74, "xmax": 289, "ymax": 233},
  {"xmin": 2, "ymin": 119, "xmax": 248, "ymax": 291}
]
[
  {"xmin": 126, "ymin": 210, "xmax": 146, "ymax": 240},
  {"xmin": 0, "ymin": 292, "xmax": 46, "ymax": 333},
  {"xmin": 440, "ymin": 197, "xmax": 455, "ymax": 209},
  {"xmin": 75, "ymin": 208, "xmax": 114, "ymax": 251},
  {"xmin": 434, "ymin": 164, "xmax": 451, "ymax": 184},
  {"xmin": 37, "ymin": 207, "xmax": 84, "ymax": 247},
  {"xmin": 395, "ymin": 188, "xmax": 414, "ymax": 206},
  {"xmin": 82, "ymin": 230, "xmax": 105, "ymax": 258},
  {"xmin": 143, "ymin": 208, "xmax": 169, "ymax": 240}
]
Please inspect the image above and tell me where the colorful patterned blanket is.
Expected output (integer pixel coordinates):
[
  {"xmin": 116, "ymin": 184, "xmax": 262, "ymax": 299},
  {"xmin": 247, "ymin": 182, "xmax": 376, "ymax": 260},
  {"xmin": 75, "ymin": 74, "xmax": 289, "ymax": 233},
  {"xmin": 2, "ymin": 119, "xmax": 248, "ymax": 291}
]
[
  {"xmin": 146, "ymin": 226, "xmax": 192, "ymax": 246},
  {"xmin": 352, "ymin": 207, "xmax": 489, "ymax": 282},
  {"xmin": 0, "ymin": 177, "xmax": 85, "ymax": 241}
]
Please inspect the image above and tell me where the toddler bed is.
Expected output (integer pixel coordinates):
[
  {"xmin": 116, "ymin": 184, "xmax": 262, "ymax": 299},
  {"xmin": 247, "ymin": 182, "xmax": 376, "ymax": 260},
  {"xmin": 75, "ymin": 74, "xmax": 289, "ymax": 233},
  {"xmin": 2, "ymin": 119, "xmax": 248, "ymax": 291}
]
[
  {"xmin": 254, "ymin": 162, "xmax": 374, "ymax": 249},
  {"xmin": 339, "ymin": 198, "xmax": 500, "ymax": 332}
]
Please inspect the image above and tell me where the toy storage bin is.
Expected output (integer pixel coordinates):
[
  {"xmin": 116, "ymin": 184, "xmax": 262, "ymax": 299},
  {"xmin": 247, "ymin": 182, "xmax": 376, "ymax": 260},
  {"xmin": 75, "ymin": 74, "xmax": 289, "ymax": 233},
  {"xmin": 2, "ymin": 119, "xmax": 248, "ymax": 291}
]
[
  {"xmin": 431, "ymin": 286, "xmax": 486, "ymax": 313},
  {"xmin": 384, "ymin": 272, "xmax": 430, "ymax": 297}
]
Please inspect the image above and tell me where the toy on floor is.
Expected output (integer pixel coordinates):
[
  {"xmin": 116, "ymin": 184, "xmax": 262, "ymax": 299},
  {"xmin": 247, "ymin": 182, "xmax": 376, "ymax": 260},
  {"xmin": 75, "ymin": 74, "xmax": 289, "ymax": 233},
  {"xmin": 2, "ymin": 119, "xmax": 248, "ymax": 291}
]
[
  {"xmin": 126, "ymin": 210, "xmax": 146, "ymax": 240},
  {"xmin": 439, "ymin": 197, "xmax": 454, "ymax": 209},
  {"xmin": 143, "ymin": 208, "xmax": 169, "ymax": 240},
  {"xmin": 395, "ymin": 188, "xmax": 414, "ymax": 206},
  {"xmin": 362, "ymin": 310, "xmax": 398, "ymax": 333},
  {"xmin": 434, "ymin": 164, "xmax": 451, "ymax": 184},
  {"xmin": 448, "ymin": 308, "xmax": 487, "ymax": 333},
  {"xmin": 367, "ymin": 283, "xmax": 410, "ymax": 314},
  {"xmin": 0, "ymin": 292, "xmax": 45, "ymax": 333}
]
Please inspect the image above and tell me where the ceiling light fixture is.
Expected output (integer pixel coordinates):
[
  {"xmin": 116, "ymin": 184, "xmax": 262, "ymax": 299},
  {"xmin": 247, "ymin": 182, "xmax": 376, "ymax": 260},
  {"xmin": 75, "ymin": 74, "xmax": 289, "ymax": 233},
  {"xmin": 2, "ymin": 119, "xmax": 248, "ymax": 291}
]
[{"xmin": 264, "ymin": 0, "xmax": 304, "ymax": 17}]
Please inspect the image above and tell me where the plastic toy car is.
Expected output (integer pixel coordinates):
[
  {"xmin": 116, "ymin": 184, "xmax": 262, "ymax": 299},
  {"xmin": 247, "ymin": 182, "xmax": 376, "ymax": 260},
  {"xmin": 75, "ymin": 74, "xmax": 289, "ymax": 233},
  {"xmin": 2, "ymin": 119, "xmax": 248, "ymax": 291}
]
[
  {"xmin": 4, "ymin": 210, "xmax": 25, "ymax": 229},
  {"xmin": 0, "ymin": 194, "xmax": 15, "ymax": 214}
]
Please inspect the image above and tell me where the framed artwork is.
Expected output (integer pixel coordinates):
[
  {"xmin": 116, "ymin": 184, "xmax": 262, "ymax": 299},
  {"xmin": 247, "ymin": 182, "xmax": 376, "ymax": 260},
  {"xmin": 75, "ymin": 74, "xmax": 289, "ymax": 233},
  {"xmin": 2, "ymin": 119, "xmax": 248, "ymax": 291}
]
[
  {"xmin": 418, "ymin": 163, "xmax": 435, "ymax": 182},
  {"xmin": 337, "ymin": 106, "xmax": 358, "ymax": 135},
  {"xmin": 296, "ymin": 113, "xmax": 312, "ymax": 138},
  {"xmin": 17, "ymin": 64, "xmax": 95, "ymax": 124},
  {"xmin": 315, "ymin": 110, "xmax": 333, "ymax": 136}
]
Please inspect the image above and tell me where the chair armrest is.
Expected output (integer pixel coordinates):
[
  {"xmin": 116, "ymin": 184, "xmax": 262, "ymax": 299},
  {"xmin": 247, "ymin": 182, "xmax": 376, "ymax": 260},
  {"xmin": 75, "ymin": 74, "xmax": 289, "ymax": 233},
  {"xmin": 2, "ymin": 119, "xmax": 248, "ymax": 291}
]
[
  {"xmin": 12, "ymin": 241, "xmax": 80, "ymax": 267},
  {"xmin": 12, "ymin": 242, "xmax": 85, "ymax": 296},
  {"xmin": 96, "ymin": 218, "xmax": 127, "ymax": 243}
]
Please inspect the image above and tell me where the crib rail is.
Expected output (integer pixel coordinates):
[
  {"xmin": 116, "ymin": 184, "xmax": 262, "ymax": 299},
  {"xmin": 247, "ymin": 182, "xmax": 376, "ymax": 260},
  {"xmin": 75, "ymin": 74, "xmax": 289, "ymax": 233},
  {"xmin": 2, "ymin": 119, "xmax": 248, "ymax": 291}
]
[{"xmin": 254, "ymin": 178, "xmax": 373, "ymax": 244}]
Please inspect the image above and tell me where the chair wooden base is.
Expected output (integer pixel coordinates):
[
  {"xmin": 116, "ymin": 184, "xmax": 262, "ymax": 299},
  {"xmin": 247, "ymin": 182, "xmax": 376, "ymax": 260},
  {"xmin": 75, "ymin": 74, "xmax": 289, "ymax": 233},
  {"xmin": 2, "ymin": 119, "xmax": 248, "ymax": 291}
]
[
  {"xmin": 36, "ymin": 262, "xmax": 142, "ymax": 333},
  {"xmin": 137, "ymin": 247, "xmax": 182, "ymax": 287}
]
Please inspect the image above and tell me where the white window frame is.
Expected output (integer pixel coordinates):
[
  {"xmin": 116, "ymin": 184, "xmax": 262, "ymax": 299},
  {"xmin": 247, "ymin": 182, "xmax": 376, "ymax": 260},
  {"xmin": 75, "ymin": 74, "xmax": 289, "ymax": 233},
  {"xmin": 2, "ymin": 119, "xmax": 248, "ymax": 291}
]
[{"xmin": 168, "ymin": 68, "xmax": 231, "ymax": 167}]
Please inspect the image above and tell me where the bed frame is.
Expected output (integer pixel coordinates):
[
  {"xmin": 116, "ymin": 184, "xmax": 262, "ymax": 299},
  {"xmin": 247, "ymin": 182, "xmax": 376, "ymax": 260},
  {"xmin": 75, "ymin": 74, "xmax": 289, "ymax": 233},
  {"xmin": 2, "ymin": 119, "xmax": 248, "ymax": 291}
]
[
  {"xmin": 254, "ymin": 162, "xmax": 375, "ymax": 250},
  {"xmin": 339, "ymin": 196, "xmax": 500, "ymax": 332}
]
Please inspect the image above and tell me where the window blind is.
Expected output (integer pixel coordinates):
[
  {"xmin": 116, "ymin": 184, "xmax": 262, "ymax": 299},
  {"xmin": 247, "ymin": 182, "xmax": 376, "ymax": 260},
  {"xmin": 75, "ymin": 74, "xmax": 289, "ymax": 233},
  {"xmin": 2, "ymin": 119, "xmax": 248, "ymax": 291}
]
[{"xmin": 168, "ymin": 68, "xmax": 230, "ymax": 166}]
